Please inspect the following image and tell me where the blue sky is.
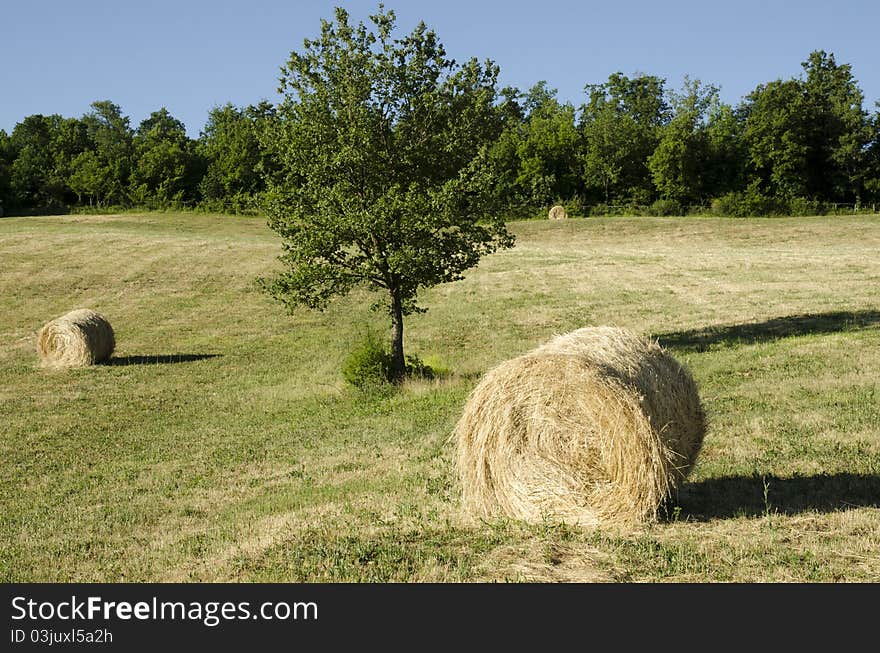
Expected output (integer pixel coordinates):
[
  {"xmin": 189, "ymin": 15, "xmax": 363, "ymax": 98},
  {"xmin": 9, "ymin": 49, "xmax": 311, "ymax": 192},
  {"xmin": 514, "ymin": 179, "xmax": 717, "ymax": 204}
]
[{"xmin": 2, "ymin": 1, "xmax": 878, "ymax": 137}]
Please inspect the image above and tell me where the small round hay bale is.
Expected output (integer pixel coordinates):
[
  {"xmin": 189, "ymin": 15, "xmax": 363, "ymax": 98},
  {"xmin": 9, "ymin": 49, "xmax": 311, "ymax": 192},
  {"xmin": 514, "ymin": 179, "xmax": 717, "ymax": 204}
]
[
  {"xmin": 37, "ymin": 309, "xmax": 115, "ymax": 369},
  {"xmin": 454, "ymin": 327, "xmax": 705, "ymax": 526},
  {"xmin": 548, "ymin": 205, "xmax": 568, "ymax": 220}
]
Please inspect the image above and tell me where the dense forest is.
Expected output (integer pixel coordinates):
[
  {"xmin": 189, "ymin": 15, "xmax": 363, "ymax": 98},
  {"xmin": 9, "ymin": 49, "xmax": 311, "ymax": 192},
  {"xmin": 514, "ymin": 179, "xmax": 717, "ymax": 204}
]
[{"xmin": 1, "ymin": 50, "xmax": 878, "ymax": 217}]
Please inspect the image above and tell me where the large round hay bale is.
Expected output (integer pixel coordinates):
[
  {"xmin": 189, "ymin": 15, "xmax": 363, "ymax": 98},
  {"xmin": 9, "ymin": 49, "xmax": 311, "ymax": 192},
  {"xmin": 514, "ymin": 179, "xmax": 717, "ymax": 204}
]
[
  {"xmin": 37, "ymin": 309, "xmax": 115, "ymax": 368},
  {"xmin": 454, "ymin": 327, "xmax": 705, "ymax": 526},
  {"xmin": 548, "ymin": 205, "xmax": 568, "ymax": 220}
]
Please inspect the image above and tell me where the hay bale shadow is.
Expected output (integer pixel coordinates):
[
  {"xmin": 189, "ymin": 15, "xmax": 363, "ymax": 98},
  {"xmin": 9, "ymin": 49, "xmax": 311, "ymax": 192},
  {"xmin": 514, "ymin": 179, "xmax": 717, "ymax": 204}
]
[
  {"xmin": 672, "ymin": 473, "xmax": 880, "ymax": 521},
  {"xmin": 106, "ymin": 354, "xmax": 220, "ymax": 366},
  {"xmin": 656, "ymin": 310, "xmax": 880, "ymax": 352}
]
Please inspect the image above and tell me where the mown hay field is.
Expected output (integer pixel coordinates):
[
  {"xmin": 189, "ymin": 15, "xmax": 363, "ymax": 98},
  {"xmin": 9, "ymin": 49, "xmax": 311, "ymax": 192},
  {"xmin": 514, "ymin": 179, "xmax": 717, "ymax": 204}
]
[{"xmin": 1, "ymin": 212, "xmax": 878, "ymax": 582}]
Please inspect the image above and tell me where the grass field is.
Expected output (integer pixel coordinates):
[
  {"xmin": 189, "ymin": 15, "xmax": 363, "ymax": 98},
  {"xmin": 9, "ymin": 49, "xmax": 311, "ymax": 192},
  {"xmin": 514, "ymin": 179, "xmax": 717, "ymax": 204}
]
[{"xmin": 1, "ymin": 212, "xmax": 879, "ymax": 582}]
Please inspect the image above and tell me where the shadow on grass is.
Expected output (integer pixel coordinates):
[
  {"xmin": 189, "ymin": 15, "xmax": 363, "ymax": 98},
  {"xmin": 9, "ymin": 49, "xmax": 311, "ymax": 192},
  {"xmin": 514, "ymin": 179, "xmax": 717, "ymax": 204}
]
[
  {"xmin": 673, "ymin": 473, "xmax": 880, "ymax": 521},
  {"xmin": 106, "ymin": 354, "xmax": 220, "ymax": 366},
  {"xmin": 656, "ymin": 309, "xmax": 880, "ymax": 352}
]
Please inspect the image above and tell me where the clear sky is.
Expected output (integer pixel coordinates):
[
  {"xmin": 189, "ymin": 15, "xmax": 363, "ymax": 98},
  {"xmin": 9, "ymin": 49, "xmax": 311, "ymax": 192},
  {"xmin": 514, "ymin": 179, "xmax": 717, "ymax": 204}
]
[{"xmin": 2, "ymin": 0, "xmax": 878, "ymax": 137}]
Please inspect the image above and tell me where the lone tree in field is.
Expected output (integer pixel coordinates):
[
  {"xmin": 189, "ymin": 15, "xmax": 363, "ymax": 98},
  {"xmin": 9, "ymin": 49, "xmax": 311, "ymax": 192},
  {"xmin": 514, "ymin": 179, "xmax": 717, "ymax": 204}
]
[{"xmin": 261, "ymin": 6, "xmax": 514, "ymax": 380}]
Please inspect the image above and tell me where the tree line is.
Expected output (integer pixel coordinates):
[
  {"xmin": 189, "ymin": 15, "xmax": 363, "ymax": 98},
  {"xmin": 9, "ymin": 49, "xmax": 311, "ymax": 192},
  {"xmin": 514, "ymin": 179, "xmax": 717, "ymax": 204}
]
[
  {"xmin": 0, "ymin": 100, "xmax": 276, "ymax": 215},
  {"xmin": 1, "ymin": 49, "xmax": 879, "ymax": 217}
]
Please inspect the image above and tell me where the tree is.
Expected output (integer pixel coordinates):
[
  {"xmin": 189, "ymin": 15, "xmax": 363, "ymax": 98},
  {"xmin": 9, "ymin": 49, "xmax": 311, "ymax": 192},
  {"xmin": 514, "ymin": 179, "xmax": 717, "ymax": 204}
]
[
  {"xmin": 261, "ymin": 6, "xmax": 514, "ymax": 380},
  {"xmin": 580, "ymin": 73, "xmax": 669, "ymax": 204},
  {"xmin": 81, "ymin": 100, "xmax": 133, "ymax": 205},
  {"xmin": 48, "ymin": 117, "xmax": 91, "ymax": 205},
  {"xmin": 488, "ymin": 82, "xmax": 581, "ymax": 211},
  {"xmin": 130, "ymin": 108, "xmax": 202, "ymax": 205},
  {"xmin": 9, "ymin": 115, "xmax": 54, "ymax": 209},
  {"xmin": 866, "ymin": 107, "xmax": 880, "ymax": 203},
  {"xmin": 0, "ymin": 130, "xmax": 12, "ymax": 214},
  {"xmin": 742, "ymin": 51, "xmax": 872, "ymax": 203},
  {"xmin": 579, "ymin": 100, "xmax": 631, "ymax": 203},
  {"xmin": 199, "ymin": 101, "xmax": 277, "ymax": 210},
  {"xmin": 702, "ymin": 102, "xmax": 747, "ymax": 198},
  {"xmin": 800, "ymin": 51, "xmax": 871, "ymax": 202},
  {"xmin": 649, "ymin": 117, "xmax": 701, "ymax": 204},
  {"xmin": 648, "ymin": 78, "xmax": 719, "ymax": 204},
  {"xmin": 6, "ymin": 114, "xmax": 92, "ymax": 210},
  {"xmin": 68, "ymin": 150, "xmax": 110, "ymax": 206},
  {"xmin": 742, "ymin": 78, "xmax": 809, "ymax": 198}
]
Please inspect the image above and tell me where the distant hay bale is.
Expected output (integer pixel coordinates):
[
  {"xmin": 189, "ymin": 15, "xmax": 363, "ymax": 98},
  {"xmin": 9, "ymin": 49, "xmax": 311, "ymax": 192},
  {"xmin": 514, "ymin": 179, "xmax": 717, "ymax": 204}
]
[
  {"xmin": 548, "ymin": 205, "xmax": 568, "ymax": 220},
  {"xmin": 37, "ymin": 309, "xmax": 115, "ymax": 369},
  {"xmin": 454, "ymin": 327, "xmax": 705, "ymax": 527}
]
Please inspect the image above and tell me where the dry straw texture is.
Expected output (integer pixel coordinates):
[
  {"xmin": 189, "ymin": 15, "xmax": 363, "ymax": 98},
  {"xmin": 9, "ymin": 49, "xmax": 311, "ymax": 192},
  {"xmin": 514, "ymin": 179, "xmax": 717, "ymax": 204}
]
[
  {"xmin": 455, "ymin": 327, "xmax": 705, "ymax": 527},
  {"xmin": 548, "ymin": 205, "xmax": 568, "ymax": 220},
  {"xmin": 37, "ymin": 309, "xmax": 115, "ymax": 369}
]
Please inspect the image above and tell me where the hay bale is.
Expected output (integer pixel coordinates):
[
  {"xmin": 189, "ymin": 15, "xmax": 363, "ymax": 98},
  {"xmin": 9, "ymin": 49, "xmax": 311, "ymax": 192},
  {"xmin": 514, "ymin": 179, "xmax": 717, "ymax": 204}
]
[
  {"xmin": 37, "ymin": 309, "xmax": 115, "ymax": 368},
  {"xmin": 548, "ymin": 205, "xmax": 568, "ymax": 220},
  {"xmin": 454, "ymin": 327, "xmax": 705, "ymax": 526}
]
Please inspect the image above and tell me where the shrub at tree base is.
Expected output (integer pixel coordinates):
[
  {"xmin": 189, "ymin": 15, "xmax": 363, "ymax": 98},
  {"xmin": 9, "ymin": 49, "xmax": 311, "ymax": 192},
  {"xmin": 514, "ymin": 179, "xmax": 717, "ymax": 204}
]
[
  {"xmin": 37, "ymin": 309, "xmax": 115, "ymax": 369},
  {"xmin": 341, "ymin": 332, "xmax": 392, "ymax": 388},
  {"xmin": 342, "ymin": 332, "xmax": 434, "ymax": 388},
  {"xmin": 455, "ymin": 327, "xmax": 706, "ymax": 527}
]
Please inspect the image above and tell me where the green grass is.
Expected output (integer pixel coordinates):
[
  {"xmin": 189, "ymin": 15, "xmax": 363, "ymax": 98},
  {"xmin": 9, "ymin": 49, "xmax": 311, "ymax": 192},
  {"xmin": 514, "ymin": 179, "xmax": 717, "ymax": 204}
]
[{"xmin": 1, "ymin": 212, "xmax": 878, "ymax": 582}]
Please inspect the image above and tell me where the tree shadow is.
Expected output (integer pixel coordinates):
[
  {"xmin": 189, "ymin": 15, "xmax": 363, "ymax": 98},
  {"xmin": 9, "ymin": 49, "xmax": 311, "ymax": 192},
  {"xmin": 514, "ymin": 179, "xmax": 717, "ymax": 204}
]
[
  {"xmin": 670, "ymin": 473, "xmax": 880, "ymax": 521},
  {"xmin": 106, "ymin": 354, "xmax": 221, "ymax": 366},
  {"xmin": 656, "ymin": 310, "xmax": 880, "ymax": 352}
]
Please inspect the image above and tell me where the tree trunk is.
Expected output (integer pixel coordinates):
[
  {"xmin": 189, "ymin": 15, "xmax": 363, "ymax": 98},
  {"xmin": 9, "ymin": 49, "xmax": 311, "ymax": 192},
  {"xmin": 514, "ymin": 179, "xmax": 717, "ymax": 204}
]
[{"xmin": 389, "ymin": 288, "xmax": 406, "ymax": 382}]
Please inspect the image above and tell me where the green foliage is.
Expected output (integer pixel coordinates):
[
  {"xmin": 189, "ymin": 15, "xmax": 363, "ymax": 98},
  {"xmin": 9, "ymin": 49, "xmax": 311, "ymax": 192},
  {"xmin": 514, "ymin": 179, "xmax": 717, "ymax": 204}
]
[
  {"xmin": 801, "ymin": 51, "xmax": 871, "ymax": 202},
  {"xmin": 579, "ymin": 100, "xmax": 634, "ymax": 203},
  {"xmin": 703, "ymin": 103, "xmax": 747, "ymax": 197},
  {"xmin": 342, "ymin": 330, "xmax": 435, "ymax": 388},
  {"xmin": 742, "ymin": 51, "xmax": 872, "ymax": 204},
  {"xmin": 710, "ymin": 192, "xmax": 835, "ymax": 217},
  {"xmin": 1, "ymin": 41, "xmax": 879, "ymax": 219},
  {"xmin": 342, "ymin": 331, "xmax": 393, "ymax": 388},
  {"xmin": 0, "ymin": 130, "xmax": 11, "ymax": 213},
  {"xmin": 9, "ymin": 115, "xmax": 62, "ymax": 209},
  {"xmin": 5, "ymin": 114, "xmax": 91, "ymax": 210},
  {"xmin": 261, "ymin": 5, "xmax": 514, "ymax": 379},
  {"xmin": 711, "ymin": 182, "xmax": 783, "ymax": 217},
  {"xmin": 67, "ymin": 150, "xmax": 110, "ymax": 205},
  {"xmin": 648, "ymin": 117, "xmax": 700, "ymax": 203},
  {"xmin": 743, "ymin": 78, "xmax": 811, "ymax": 199},
  {"xmin": 648, "ymin": 78, "xmax": 719, "ymax": 204},
  {"xmin": 130, "ymin": 108, "xmax": 203, "ymax": 206},
  {"xmin": 418, "ymin": 353, "xmax": 451, "ymax": 378},
  {"xmin": 580, "ymin": 73, "xmax": 669, "ymax": 204},
  {"xmin": 81, "ymin": 101, "xmax": 134, "ymax": 206},
  {"xmin": 787, "ymin": 197, "xmax": 824, "ymax": 216},
  {"xmin": 198, "ymin": 102, "xmax": 276, "ymax": 211},
  {"xmin": 488, "ymin": 82, "xmax": 582, "ymax": 211},
  {"xmin": 867, "ymin": 113, "xmax": 880, "ymax": 203},
  {"xmin": 649, "ymin": 198, "xmax": 683, "ymax": 216}
]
